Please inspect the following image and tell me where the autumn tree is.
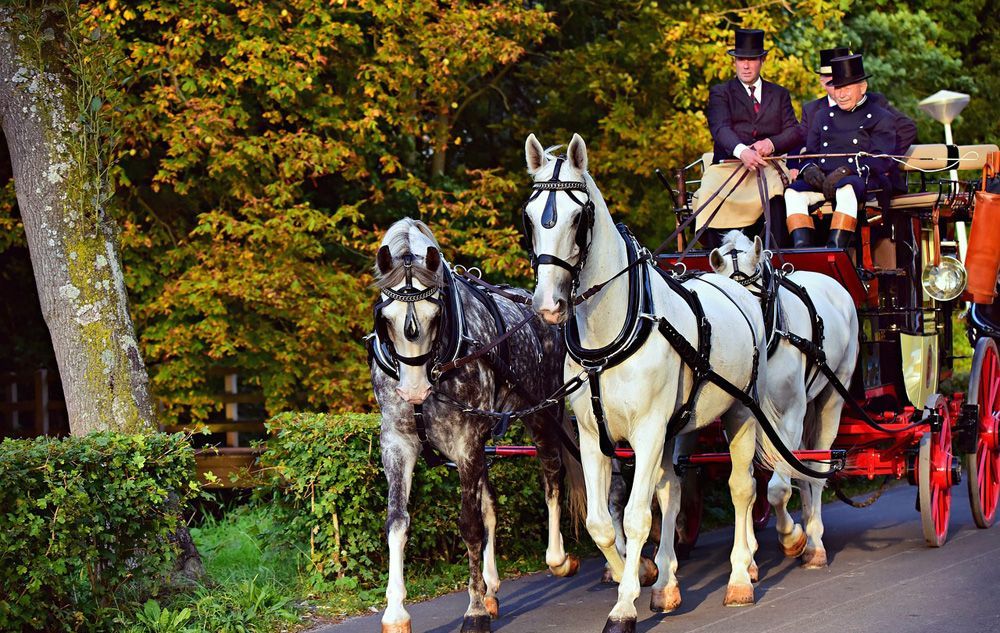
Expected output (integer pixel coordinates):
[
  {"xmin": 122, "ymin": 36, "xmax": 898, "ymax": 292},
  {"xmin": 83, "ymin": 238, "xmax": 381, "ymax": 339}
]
[
  {"xmin": 0, "ymin": 3, "xmax": 154, "ymax": 434},
  {"xmin": 88, "ymin": 0, "xmax": 553, "ymax": 420}
]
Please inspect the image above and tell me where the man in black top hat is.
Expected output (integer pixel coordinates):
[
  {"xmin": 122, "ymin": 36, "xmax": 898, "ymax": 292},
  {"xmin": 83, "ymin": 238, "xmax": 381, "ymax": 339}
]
[
  {"xmin": 789, "ymin": 47, "xmax": 916, "ymax": 192},
  {"xmin": 784, "ymin": 54, "xmax": 896, "ymax": 248},
  {"xmin": 704, "ymin": 28, "xmax": 803, "ymax": 248},
  {"xmin": 787, "ymin": 47, "xmax": 853, "ymax": 179}
]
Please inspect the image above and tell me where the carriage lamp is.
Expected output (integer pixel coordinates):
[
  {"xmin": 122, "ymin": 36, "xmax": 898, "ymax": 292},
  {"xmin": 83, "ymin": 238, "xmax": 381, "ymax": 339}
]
[{"xmin": 922, "ymin": 255, "xmax": 968, "ymax": 301}]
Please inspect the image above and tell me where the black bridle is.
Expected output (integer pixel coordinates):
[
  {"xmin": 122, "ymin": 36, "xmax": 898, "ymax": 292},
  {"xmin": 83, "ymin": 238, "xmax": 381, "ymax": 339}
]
[
  {"xmin": 373, "ymin": 254, "xmax": 445, "ymax": 371},
  {"xmin": 720, "ymin": 242, "xmax": 763, "ymax": 288},
  {"xmin": 522, "ymin": 157, "xmax": 595, "ymax": 282}
]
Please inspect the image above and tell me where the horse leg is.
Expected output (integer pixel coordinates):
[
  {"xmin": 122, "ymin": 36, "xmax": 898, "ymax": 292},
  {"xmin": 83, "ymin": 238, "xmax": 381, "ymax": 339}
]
[
  {"xmin": 602, "ymin": 458, "xmax": 628, "ymax": 583},
  {"xmin": 650, "ymin": 439, "xmax": 682, "ymax": 613},
  {"xmin": 604, "ymin": 423, "xmax": 665, "ymax": 633},
  {"xmin": 458, "ymin": 454, "xmax": 491, "ymax": 633},
  {"xmin": 381, "ymin": 430, "xmax": 420, "ymax": 633},
  {"xmin": 768, "ymin": 379, "xmax": 808, "ymax": 559},
  {"xmin": 801, "ymin": 386, "xmax": 842, "ymax": 569},
  {"xmin": 579, "ymin": 429, "xmax": 625, "ymax": 584},
  {"xmin": 480, "ymin": 478, "xmax": 501, "ymax": 618},
  {"xmin": 723, "ymin": 409, "xmax": 756, "ymax": 607},
  {"xmin": 527, "ymin": 413, "xmax": 580, "ymax": 578}
]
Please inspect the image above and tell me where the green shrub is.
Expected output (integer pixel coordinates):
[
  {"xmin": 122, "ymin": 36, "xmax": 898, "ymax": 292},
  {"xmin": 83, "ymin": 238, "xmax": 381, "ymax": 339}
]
[
  {"xmin": 0, "ymin": 433, "xmax": 199, "ymax": 632},
  {"xmin": 258, "ymin": 412, "xmax": 551, "ymax": 588}
]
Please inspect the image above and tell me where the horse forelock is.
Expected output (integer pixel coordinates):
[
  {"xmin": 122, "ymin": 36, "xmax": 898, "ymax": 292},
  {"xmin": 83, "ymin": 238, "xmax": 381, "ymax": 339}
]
[{"xmin": 375, "ymin": 218, "xmax": 445, "ymax": 290}]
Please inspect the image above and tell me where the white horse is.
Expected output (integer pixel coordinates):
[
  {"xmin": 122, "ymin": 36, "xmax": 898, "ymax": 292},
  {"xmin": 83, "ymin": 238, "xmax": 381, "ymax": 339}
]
[
  {"xmin": 709, "ymin": 230, "xmax": 859, "ymax": 567},
  {"xmin": 522, "ymin": 133, "xmax": 822, "ymax": 632}
]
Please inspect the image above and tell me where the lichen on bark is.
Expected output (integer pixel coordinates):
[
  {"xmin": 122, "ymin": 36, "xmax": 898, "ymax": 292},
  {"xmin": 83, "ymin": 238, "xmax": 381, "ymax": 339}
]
[{"xmin": 0, "ymin": 3, "xmax": 153, "ymax": 434}]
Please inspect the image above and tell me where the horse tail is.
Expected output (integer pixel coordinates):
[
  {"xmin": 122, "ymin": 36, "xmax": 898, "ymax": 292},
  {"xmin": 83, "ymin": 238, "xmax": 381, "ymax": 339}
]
[
  {"xmin": 753, "ymin": 392, "xmax": 825, "ymax": 487},
  {"xmin": 558, "ymin": 409, "xmax": 588, "ymax": 531}
]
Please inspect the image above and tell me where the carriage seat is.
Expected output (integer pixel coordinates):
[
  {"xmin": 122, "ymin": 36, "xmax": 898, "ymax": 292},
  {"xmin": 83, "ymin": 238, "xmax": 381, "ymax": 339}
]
[{"xmin": 805, "ymin": 143, "xmax": 1000, "ymax": 217}]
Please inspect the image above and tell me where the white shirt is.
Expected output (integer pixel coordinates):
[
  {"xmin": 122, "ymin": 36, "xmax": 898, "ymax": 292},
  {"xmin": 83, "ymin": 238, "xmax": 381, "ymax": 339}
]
[{"xmin": 733, "ymin": 77, "xmax": 765, "ymax": 158}]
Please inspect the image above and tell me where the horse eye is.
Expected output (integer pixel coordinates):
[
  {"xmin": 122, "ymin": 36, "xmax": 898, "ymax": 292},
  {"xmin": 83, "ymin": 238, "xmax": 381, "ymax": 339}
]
[{"xmin": 571, "ymin": 213, "xmax": 580, "ymax": 226}]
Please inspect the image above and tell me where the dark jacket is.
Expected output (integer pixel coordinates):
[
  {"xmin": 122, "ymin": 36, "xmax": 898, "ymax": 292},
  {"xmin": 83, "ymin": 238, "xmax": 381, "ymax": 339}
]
[
  {"xmin": 707, "ymin": 77, "xmax": 804, "ymax": 164},
  {"xmin": 789, "ymin": 92, "xmax": 916, "ymax": 190},
  {"xmin": 869, "ymin": 92, "xmax": 917, "ymax": 191},
  {"xmin": 787, "ymin": 96, "xmax": 833, "ymax": 170}
]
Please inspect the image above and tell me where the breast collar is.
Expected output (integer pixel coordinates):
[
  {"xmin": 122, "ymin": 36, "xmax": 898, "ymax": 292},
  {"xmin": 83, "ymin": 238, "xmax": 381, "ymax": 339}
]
[
  {"xmin": 565, "ymin": 223, "xmax": 654, "ymax": 370},
  {"xmin": 367, "ymin": 262, "xmax": 466, "ymax": 383}
]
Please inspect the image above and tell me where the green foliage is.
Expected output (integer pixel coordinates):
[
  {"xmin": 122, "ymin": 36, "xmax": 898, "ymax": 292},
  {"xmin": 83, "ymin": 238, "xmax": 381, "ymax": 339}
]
[
  {"xmin": 188, "ymin": 505, "xmax": 306, "ymax": 587},
  {"xmin": 256, "ymin": 412, "xmax": 550, "ymax": 588},
  {"xmin": 124, "ymin": 600, "xmax": 197, "ymax": 633},
  {"xmin": 0, "ymin": 433, "xmax": 198, "ymax": 632}
]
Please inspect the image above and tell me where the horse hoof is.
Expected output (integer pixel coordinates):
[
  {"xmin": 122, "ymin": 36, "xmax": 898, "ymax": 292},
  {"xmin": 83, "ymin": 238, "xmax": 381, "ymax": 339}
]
[
  {"xmin": 549, "ymin": 554, "xmax": 580, "ymax": 577},
  {"xmin": 484, "ymin": 596, "xmax": 500, "ymax": 619},
  {"xmin": 602, "ymin": 617, "xmax": 637, "ymax": 633},
  {"xmin": 382, "ymin": 622, "xmax": 412, "ymax": 633},
  {"xmin": 650, "ymin": 585, "xmax": 682, "ymax": 613},
  {"xmin": 461, "ymin": 614, "xmax": 491, "ymax": 633},
  {"xmin": 723, "ymin": 583, "xmax": 754, "ymax": 607},
  {"xmin": 748, "ymin": 562, "xmax": 759, "ymax": 583},
  {"xmin": 639, "ymin": 557, "xmax": 659, "ymax": 587},
  {"xmin": 801, "ymin": 548, "xmax": 828, "ymax": 569},
  {"xmin": 781, "ymin": 527, "xmax": 807, "ymax": 558},
  {"xmin": 601, "ymin": 565, "xmax": 614, "ymax": 584}
]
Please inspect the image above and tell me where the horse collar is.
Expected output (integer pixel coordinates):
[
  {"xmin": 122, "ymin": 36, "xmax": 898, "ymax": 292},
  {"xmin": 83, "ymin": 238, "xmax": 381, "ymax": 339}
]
[{"xmin": 565, "ymin": 223, "xmax": 654, "ymax": 371}]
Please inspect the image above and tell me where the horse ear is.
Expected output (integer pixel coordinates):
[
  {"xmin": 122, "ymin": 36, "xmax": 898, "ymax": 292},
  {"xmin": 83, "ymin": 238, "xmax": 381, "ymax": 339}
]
[
  {"xmin": 425, "ymin": 247, "xmax": 441, "ymax": 273},
  {"xmin": 567, "ymin": 133, "xmax": 588, "ymax": 173},
  {"xmin": 377, "ymin": 245, "xmax": 393, "ymax": 274},
  {"xmin": 753, "ymin": 235, "xmax": 763, "ymax": 260},
  {"xmin": 709, "ymin": 247, "xmax": 725, "ymax": 272},
  {"xmin": 525, "ymin": 133, "xmax": 546, "ymax": 174}
]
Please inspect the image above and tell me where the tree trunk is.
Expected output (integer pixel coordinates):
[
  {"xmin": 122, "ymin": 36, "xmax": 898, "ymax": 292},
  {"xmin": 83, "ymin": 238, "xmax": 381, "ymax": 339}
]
[
  {"xmin": 431, "ymin": 105, "xmax": 449, "ymax": 178},
  {"xmin": 0, "ymin": 12, "xmax": 154, "ymax": 435}
]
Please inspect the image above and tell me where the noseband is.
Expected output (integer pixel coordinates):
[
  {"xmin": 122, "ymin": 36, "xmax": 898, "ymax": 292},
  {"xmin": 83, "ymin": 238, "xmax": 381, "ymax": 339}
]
[
  {"xmin": 522, "ymin": 157, "xmax": 595, "ymax": 281},
  {"xmin": 721, "ymin": 244, "xmax": 763, "ymax": 288},
  {"xmin": 374, "ymin": 254, "xmax": 444, "ymax": 369}
]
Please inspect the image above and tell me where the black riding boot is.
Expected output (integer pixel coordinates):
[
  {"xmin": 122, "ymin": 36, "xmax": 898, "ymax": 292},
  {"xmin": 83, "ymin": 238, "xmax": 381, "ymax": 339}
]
[
  {"xmin": 789, "ymin": 227, "xmax": 814, "ymax": 248},
  {"xmin": 826, "ymin": 228, "xmax": 855, "ymax": 249}
]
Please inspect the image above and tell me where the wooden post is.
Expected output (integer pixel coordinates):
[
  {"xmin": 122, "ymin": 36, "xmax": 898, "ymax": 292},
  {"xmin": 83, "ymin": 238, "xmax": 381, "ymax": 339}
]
[
  {"xmin": 225, "ymin": 372, "xmax": 239, "ymax": 448},
  {"xmin": 34, "ymin": 369, "xmax": 49, "ymax": 437},
  {"xmin": 676, "ymin": 169, "xmax": 688, "ymax": 251}
]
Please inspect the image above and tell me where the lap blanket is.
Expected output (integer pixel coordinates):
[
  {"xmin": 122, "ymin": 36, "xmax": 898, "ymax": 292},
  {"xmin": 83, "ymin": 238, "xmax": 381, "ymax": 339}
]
[{"xmin": 693, "ymin": 159, "xmax": 787, "ymax": 229}]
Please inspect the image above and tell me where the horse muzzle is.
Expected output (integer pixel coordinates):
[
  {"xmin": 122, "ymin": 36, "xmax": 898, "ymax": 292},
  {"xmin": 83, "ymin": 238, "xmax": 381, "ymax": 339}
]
[{"xmin": 396, "ymin": 383, "xmax": 431, "ymax": 404}]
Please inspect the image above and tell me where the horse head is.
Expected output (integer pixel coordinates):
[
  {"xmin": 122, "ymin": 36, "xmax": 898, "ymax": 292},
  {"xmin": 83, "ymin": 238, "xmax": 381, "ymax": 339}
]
[
  {"xmin": 374, "ymin": 218, "xmax": 445, "ymax": 404},
  {"xmin": 523, "ymin": 132, "xmax": 595, "ymax": 324},
  {"xmin": 709, "ymin": 230, "xmax": 764, "ymax": 283}
]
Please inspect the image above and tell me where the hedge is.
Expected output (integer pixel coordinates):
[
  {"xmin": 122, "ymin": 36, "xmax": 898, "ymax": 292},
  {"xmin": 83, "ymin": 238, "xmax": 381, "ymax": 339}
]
[
  {"xmin": 258, "ymin": 412, "xmax": 554, "ymax": 587},
  {"xmin": 0, "ymin": 433, "xmax": 199, "ymax": 632}
]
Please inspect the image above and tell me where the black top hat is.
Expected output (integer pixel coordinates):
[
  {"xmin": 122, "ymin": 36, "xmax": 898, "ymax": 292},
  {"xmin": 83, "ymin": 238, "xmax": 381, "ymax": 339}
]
[
  {"xmin": 727, "ymin": 29, "xmax": 768, "ymax": 58},
  {"xmin": 816, "ymin": 47, "xmax": 852, "ymax": 74},
  {"xmin": 829, "ymin": 54, "xmax": 872, "ymax": 88}
]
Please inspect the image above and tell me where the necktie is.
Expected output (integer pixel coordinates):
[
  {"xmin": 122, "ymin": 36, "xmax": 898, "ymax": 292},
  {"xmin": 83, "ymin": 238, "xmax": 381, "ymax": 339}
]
[{"xmin": 749, "ymin": 85, "xmax": 760, "ymax": 114}]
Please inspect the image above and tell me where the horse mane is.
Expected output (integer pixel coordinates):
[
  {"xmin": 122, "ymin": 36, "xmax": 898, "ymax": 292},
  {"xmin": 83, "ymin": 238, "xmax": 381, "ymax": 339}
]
[{"xmin": 374, "ymin": 218, "xmax": 446, "ymax": 290}]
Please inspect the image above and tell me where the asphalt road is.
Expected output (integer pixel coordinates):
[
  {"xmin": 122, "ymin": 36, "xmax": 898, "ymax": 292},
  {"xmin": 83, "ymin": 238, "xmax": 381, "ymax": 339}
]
[{"xmin": 316, "ymin": 482, "xmax": 1000, "ymax": 633}]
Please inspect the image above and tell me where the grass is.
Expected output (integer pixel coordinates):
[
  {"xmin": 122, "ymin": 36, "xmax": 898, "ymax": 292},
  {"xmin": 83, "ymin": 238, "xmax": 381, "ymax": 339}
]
[
  {"xmin": 113, "ymin": 501, "xmax": 582, "ymax": 632},
  {"xmin": 115, "ymin": 505, "xmax": 307, "ymax": 633}
]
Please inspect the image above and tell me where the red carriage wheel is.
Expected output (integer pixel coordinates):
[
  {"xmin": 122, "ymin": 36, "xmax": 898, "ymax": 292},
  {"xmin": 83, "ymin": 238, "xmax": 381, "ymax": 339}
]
[
  {"xmin": 752, "ymin": 468, "xmax": 772, "ymax": 531},
  {"xmin": 966, "ymin": 337, "xmax": 1000, "ymax": 528},
  {"xmin": 674, "ymin": 467, "xmax": 703, "ymax": 559},
  {"xmin": 918, "ymin": 394, "xmax": 954, "ymax": 547}
]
